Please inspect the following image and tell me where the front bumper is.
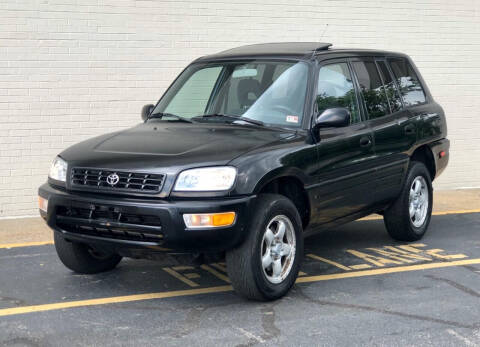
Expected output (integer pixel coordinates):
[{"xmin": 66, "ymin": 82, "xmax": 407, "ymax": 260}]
[{"xmin": 39, "ymin": 183, "xmax": 255, "ymax": 253}]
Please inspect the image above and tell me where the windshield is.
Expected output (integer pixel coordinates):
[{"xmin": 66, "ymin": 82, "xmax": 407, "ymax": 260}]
[{"xmin": 153, "ymin": 60, "xmax": 309, "ymax": 127}]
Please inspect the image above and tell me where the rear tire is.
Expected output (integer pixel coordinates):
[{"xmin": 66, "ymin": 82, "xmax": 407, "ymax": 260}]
[
  {"xmin": 226, "ymin": 194, "xmax": 303, "ymax": 301},
  {"xmin": 384, "ymin": 161, "xmax": 433, "ymax": 241},
  {"xmin": 54, "ymin": 232, "xmax": 122, "ymax": 274}
]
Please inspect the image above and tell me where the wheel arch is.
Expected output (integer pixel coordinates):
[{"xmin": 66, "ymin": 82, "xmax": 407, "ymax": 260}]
[{"xmin": 253, "ymin": 169, "xmax": 311, "ymax": 229}]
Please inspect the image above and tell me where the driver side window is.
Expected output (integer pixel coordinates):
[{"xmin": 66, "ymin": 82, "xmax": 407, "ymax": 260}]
[{"xmin": 316, "ymin": 63, "xmax": 360, "ymax": 124}]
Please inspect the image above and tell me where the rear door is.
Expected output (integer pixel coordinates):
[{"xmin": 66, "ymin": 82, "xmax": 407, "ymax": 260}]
[
  {"xmin": 350, "ymin": 57, "xmax": 414, "ymax": 204},
  {"xmin": 309, "ymin": 60, "xmax": 376, "ymax": 226}
]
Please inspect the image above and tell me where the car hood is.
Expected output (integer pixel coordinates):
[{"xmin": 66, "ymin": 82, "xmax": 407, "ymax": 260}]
[{"xmin": 60, "ymin": 121, "xmax": 294, "ymax": 172}]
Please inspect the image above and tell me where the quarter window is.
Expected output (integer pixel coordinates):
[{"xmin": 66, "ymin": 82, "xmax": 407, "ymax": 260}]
[
  {"xmin": 352, "ymin": 61, "xmax": 390, "ymax": 119},
  {"xmin": 388, "ymin": 58, "xmax": 426, "ymax": 106},
  {"xmin": 376, "ymin": 60, "xmax": 402, "ymax": 113},
  {"xmin": 316, "ymin": 63, "xmax": 360, "ymax": 124}
]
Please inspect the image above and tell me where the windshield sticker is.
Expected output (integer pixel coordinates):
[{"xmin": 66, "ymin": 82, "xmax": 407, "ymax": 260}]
[{"xmin": 286, "ymin": 115, "xmax": 299, "ymax": 123}]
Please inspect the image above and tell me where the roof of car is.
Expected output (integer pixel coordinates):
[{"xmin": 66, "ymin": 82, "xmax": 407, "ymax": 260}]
[{"xmin": 194, "ymin": 42, "xmax": 405, "ymax": 62}]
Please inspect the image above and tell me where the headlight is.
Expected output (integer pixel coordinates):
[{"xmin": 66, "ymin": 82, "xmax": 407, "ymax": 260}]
[
  {"xmin": 49, "ymin": 156, "xmax": 67, "ymax": 182},
  {"xmin": 174, "ymin": 166, "xmax": 237, "ymax": 191}
]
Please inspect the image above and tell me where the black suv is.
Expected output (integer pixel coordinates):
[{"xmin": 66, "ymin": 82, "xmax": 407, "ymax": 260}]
[{"xmin": 39, "ymin": 42, "xmax": 449, "ymax": 300}]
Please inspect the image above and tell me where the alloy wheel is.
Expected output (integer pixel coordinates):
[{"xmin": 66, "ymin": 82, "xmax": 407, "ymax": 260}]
[{"xmin": 260, "ymin": 215, "xmax": 296, "ymax": 284}]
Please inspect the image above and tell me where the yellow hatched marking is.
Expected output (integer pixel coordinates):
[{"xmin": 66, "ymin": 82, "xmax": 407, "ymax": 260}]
[
  {"xmin": 366, "ymin": 248, "xmax": 416, "ymax": 263},
  {"xmin": 162, "ymin": 267, "xmax": 199, "ymax": 287},
  {"xmin": 383, "ymin": 246, "xmax": 432, "ymax": 261},
  {"xmin": 350, "ymin": 264, "xmax": 372, "ymax": 270},
  {"xmin": 307, "ymin": 254, "xmax": 351, "ymax": 271},
  {"xmin": 426, "ymin": 249, "xmax": 467, "ymax": 260},
  {"xmin": 346, "ymin": 249, "xmax": 403, "ymax": 267},
  {"xmin": 297, "ymin": 258, "xmax": 480, "ymax": 284},
  {"xmin": 185, "ymin": 273, "xmax": 201, "ymax": 279},
  {"xmin": 200, "ymin": 265, "xmax": 231, "ymax": 283},
  {"xmin": 172, "ymin": 266, "xmax": 195, "ymax": 271},
  {"xmin": 210, "ymin": 262, "xmax": 227, "ymax": 272}
]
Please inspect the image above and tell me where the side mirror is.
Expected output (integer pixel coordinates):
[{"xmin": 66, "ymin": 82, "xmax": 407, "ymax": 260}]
[
  {"xmin": 314, "ymin": 107, "xmax": 350, "ymax": 129},
  {"xmin": 141, "ymin": 104, "xmax": 155, "ymax": 121}
]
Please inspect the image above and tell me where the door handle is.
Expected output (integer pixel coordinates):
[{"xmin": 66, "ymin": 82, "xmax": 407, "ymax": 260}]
[
  {"xmin": 359, "ymin": 136, "xmax": 372, "ymax": 148},
  {"xmin": 404, "ymin": 124, "xmax": 416, "ymax": 135}
]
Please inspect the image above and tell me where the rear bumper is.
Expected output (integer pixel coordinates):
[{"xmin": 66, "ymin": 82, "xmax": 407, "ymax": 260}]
[
  {"xmin": 38, "ymin": 183, "xmax": 255, "ymax": 253},
  {"xmin": 428, "ymin": 138, "xmax": 449, "ymax": 179}
]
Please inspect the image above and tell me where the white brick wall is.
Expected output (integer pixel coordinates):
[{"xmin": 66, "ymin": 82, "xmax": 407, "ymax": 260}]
[{"xmin": 1, "ymin": 0, "xmax": 479, "ymax": 217}]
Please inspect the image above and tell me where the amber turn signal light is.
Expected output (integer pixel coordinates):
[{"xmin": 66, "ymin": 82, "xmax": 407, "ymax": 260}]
[
  {"xmin": 38, "ymin": 196, "xmax": 48, "ymax": 213},
  {"xmin": 183, "ymin": 212, "xmax": 236, "ymax": 229}
]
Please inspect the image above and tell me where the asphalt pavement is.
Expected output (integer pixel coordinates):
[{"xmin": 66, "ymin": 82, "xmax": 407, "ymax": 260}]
[{"xmin": 0, "ymin": 212, "xmax": 479, "ymax": 346}]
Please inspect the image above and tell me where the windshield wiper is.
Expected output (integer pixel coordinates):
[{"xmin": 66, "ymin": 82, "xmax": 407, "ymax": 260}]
[
  {"xmin": 148, "ymin": 112, "xmax": 193, "ymax": 123},
  {"xmin": 193, "ymin": 113, "xmax": 264, "ymax": 127}
]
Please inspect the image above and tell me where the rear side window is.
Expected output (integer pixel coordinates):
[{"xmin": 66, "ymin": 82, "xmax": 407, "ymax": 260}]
[
  {"xmin": 351, "ymin": 61, "xmax": 390, "ymax": 119},
  {"xmin": 376, "ymin": 60, "xmax": 402, "ymax": 113},
  {"xmin": 388, "ymin": 58, "xmax": 426, "ymax": 106}
]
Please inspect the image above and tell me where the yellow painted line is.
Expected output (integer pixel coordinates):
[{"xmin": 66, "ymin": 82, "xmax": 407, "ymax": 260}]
[
  {"xmin": 0, "ymin": 241, "xmax": 53, "ymax": 249},
  {"xmin": 432, "ymin": 208, "xmax": 480, "ymax": 216},
  {"xmin": 362, "ymin": 208, "xmax": 480, "ymax": 221},
  {"xmin": 0, "ymin": 285, "xmax": 233, "ymax": 317},
  {"xmin": 296, "ymin": 258, "xmax": 480, "ymax": 283},
  {"xmin": 433, "ymin": 209, "xmax": 480, "ymax": 216},
  {"xmin": 1, "ymin": 258, "xmax": 479, "ymax": 318}
]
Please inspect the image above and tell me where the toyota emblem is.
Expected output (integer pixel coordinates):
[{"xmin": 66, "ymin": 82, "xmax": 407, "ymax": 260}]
[{"xmin": 106, "ymin": 173, "xmax": 120, "ymax": 186}]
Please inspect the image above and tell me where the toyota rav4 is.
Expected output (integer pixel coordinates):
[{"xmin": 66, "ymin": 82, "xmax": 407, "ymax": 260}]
[{"xmin": 39, "ymin": 42, "xmax": 449, "ymax": 300}]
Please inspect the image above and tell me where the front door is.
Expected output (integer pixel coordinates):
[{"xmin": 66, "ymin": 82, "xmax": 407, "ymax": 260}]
[{"xmin": 308, "ymin": 60, "xmax": 376, "ymax": 227}]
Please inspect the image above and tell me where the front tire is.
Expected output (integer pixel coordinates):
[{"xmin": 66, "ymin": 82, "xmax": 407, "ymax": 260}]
[
  {"xmin": 54, "ymin": 232, "xmax": 122, "ymax": 274},
  {"xmin": 384, "ymin": 161, "xmax": 433, "ymax": 241},
  {"xmin": 226, "ymin": 194, "xmax": 303, "ymax": 301}
]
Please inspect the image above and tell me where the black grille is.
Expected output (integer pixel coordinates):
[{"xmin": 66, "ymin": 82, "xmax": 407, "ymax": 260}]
[
  {"xmin": 71, "ymin": 168, "xmax": 165, "ymax": 193},
  {"xmin": 56, "ymin": 205, "xmax": 164, "ymax": 243}
]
